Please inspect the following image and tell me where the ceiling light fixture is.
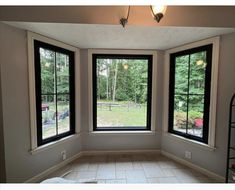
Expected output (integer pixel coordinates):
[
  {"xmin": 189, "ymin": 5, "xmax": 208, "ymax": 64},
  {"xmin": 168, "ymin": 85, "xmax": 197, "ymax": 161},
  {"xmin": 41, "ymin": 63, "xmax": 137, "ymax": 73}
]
[
  {"xmin": 150, "ymin": 5, "xmax": 167, "ymax": 23},
  {"xmin": 120, "ymin": 5, "xmax": 167, "ymax": 28},
  {"xmin": 120, "ymin": 6, "xmax": 131, "ymax": 28}
]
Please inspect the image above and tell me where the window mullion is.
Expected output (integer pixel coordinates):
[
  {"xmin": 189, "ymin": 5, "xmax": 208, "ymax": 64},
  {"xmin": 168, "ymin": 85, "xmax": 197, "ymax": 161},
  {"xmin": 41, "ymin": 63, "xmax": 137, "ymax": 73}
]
[
  {"xmin": 186, "ymin": 54, "xmax": 191, "ymax": 135},
  {"xmin": 55, "ymin": 52, "xmax": 58, "ymax": 136}
]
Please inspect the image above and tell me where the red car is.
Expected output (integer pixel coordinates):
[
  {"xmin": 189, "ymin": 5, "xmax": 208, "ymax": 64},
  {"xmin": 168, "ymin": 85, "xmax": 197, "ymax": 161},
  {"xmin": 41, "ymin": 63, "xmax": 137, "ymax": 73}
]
[
  {"xmin": 194, "ymin": 118, "xmax": 203, "ymax": 128},
  {"xmin": 41, "ymin": 104, "xmax": 49, "ymax": 111}
]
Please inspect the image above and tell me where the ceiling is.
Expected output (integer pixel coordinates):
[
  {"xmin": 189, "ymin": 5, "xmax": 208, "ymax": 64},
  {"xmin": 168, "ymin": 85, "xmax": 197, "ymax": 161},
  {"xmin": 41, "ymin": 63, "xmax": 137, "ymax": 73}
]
[
  {"xmin": 1, "ymin": 6, "xmax": 235, "ymax": 28},
  {"xmin": 5, "ymin": 22, "xmax": 235, "ymax": 50}
]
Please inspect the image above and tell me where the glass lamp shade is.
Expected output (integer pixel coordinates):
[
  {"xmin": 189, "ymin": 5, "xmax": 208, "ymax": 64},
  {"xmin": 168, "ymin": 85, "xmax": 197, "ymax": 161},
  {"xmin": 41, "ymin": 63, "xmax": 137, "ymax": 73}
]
[{"xmin": 150, "ymin": 5, "xmax": 167, "ymax": 22}]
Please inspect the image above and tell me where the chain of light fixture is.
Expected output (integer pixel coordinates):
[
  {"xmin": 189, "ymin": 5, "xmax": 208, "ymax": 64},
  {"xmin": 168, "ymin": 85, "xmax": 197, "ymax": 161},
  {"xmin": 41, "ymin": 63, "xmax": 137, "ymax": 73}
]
[{"xmin": 120, "ymin": 5, "xmax": 167, "ymax": 28}]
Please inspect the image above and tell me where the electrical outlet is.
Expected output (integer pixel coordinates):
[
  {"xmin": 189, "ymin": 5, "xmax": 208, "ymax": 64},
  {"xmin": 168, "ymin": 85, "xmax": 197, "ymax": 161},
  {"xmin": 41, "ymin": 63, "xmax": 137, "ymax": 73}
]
[
  {"xmin": 185, "ymin": 151, "xmax": 192, "ymax": 159},
  {"xmin": 61, "ymin": 150, "xmax": 66, "ymax": 160}
]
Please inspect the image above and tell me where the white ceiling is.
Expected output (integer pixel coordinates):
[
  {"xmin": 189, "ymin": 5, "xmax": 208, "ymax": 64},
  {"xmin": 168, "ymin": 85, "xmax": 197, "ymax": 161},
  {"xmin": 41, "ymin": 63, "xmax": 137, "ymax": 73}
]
[{"xmin": 5, "ymin": 22, "xmax": 235, "ymax": 50}]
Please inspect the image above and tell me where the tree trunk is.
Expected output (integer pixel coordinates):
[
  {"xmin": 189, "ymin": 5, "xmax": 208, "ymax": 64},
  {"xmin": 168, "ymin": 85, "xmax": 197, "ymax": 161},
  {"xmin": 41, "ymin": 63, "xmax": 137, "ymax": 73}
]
[
  {"xmin": 112, "ymin": 61, "xmax": 118, "ymax": 102},
  {"xmin": 97, "ymin": 63, "xmax": 101, "ymax": 100},
  {"xmin": 106, "ymin": 60, "xmax": 109, "ymax": 100}
]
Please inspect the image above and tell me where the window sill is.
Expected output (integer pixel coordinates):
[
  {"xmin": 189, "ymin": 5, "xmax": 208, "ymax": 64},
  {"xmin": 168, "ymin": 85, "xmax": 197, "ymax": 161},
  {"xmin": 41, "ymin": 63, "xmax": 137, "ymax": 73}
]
[
  {"xmin": 163, "ymin": 132, "xmax": 216, "ymax": 151},
  {"xmin": 30, "ymin": 133, "xmax": 80, "ymax": 155},
  {"xmin": 89, "ymin": 130, "xmax": 156, "ymax": 136}
]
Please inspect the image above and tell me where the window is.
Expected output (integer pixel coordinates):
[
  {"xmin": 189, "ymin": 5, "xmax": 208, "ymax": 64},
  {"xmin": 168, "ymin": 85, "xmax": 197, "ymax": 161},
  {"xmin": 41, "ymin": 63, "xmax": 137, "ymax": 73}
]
[
  {"xmin": 168, "ymin": 44, "xmax": 213, "ymax": 143},
  {"xmin": 34, "ymin": 40, "xmax": 75, "ymax": 146},
  {"xmin": 92, "ymin": 54, "xmax": 152, "ymax": 131}
]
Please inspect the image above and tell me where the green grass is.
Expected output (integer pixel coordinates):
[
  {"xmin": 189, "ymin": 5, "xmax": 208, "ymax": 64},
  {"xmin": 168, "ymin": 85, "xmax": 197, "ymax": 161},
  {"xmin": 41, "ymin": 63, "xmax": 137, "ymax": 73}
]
[
  {"xmin": 97, "ymin": 103, "xmax": 147, "ymax": 127},
  {"xmin": 42, "ymin": 100, "xmax": 148, "ymax": 139}
]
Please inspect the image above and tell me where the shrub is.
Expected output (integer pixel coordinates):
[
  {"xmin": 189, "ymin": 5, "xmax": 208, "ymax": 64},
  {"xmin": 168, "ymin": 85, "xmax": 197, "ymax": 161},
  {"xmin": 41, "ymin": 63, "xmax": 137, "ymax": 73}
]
[
  {"xmin": 174, "ymin": 111, "xmax": 187, "ymax": 129},
  {"xmin": 174, "ymin": 111, "xmax": 203, "ymax": 129}
]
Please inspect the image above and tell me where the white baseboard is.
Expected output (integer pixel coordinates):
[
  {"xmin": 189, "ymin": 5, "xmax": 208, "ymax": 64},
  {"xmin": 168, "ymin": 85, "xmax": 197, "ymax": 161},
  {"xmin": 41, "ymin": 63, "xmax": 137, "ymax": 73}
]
[
  {"xmin": 82, "ymin": 149, "xmax": 161, "ymax": 156},
  {"xmin": 25, "ymin": 152, "xmax": 83, "ymax": 183},
  {"xmin": 161, "ymin": 150, "xmax": 225, "ymax": 182}
]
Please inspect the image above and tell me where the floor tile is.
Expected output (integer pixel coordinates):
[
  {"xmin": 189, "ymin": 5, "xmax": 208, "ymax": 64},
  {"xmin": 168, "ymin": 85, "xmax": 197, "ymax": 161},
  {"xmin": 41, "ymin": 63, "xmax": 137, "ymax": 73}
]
[
  {"xmin": 76, "ymin": 171, "xmax": 96, "ymax": 180},
  {"xmin": 132, "ymin": 162, "xmax": 143, "ymax": 170},
  {"xmin": 63, "ymin": 171, "xmax": 78, "ymax": 180},
  {"xmin": 88, "ymin": 163, "xmax": 98, "ymax": 171},
  {"xmin": 72, "ymin": 163, "xmax": 89, "ymax": 171},
  {"xmin": 126, "ymin": 178, "xmax": 147, "ymax": 183},
  {"xmin": 42, "ymin": 153, "xmax": 216, "ymax": 184},
  {"xmin": 143, "ymin": 165, "xmax": 165, "ymax": 178},
  {"xmin": 116, "ymin": 161, "xmax": 133, "ymax": 171},
  {"xmin": 106, "ymin": 179, "xmax": 126, "ymax": 184},
  {"xmin": 98, "ymin": 162, "xmax": 115, "ymax": 171},
  {"xmin": 147, "ymin": 178, "xmax": 159, "ymax": 183},
  {"xmin": 96, "ymin": 179, "xmax": 106, "ymax": 184},
  {"xmin": 157, "ymin": 177, "xmax": 179, "ymax": 183},
  {"xmin": 125, "ymin": 170, "xmax": 146, "ymax": 179},
  {"xmin": 162, "ymin": 168, "xmax": 175, "ymax": 177},
  {"xmin": 96, "ymin": 170, "xmax": 116, "ymax": 179},
  {"xmin": 116, "ymin": 171, "xmax": 126, "ymax": 179}
]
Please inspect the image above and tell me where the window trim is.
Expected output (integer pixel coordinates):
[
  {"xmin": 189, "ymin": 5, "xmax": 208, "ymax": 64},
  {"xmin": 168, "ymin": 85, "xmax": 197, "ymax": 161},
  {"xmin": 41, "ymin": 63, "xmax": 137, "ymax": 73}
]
[
  {"xmin": 92, "ymin": 54, "xmax": 153, "ymax": 131},
  {"xmin": 27, "ymin": 31, "xmax": 81, "ymax": 151},
  {"xmin": 163, "ymin": 37, "xmax": 220, "ymax": 148},
  {"xmin": 88, "ymin": 49, "xmax": 158, "ymax": 133},
  {"xmin": 168, "ymin": 44, "xmax": 213, "ymax": 144},
  {"xmin": 34, "ymin": 40, "xmax": 76, "ymax": 146}
]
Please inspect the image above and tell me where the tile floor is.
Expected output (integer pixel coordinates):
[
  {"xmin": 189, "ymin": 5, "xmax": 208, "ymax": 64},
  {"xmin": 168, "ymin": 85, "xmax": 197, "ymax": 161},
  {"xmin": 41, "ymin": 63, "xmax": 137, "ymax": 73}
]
[{"xmin": 42, "ymin": 153, "xmax": 217, "ymax": 183}]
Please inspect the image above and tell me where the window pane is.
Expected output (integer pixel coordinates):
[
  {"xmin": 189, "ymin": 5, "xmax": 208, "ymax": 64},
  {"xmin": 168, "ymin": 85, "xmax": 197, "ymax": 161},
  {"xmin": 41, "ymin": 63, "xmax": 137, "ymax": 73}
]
[
  {"xmin": 96, "ymin": 58, "xmax": 149, "ymax": 128},
  {"xmin": 41, "ymin": 95, "xmax": 57, "ymax": 139},
  {"xmin": 57, "ymin": 95, "xmax": 70, "ymax": 134},
  {"xmin": 40, "ymin": 48, "xmax": 55, "ymax": 94},
  {"xmin": 175, "ymin": 55, "xmax": 189, "ymax": 94},
  {"xmin": 187, "ymin": 95, "xmax": 204, "ymax": 137},
  {"xmin": 189, "ymin": 51, "xmax": 206, "ymax": 94},
  {"xmin": 173, "ymin": 95, "xmax": 187, "ymax": 133},
  {"xmin": 56, "ymin": 53, "xmax": 70, "ymax": 93}
]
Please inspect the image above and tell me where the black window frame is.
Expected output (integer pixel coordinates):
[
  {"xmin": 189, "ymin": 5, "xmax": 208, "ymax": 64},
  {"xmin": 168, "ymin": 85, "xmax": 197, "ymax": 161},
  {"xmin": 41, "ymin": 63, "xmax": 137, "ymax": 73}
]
[
  {"xmin": 168, "ymin": 44, "xmax": 213, "ymax": 144},
  {"xmin": 92, "ymin": 54, "xmax": 153, "ymax": 131},
  {"xmin": 34, "ymin": 40, "xmax": 75, "ymax": 146}
]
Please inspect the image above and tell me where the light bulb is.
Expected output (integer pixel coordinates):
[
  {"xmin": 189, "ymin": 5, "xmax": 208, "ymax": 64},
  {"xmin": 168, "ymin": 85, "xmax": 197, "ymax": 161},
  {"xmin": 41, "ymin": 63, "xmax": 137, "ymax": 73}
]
[
  {"xmin": 151, "ymin": 5, "xmax": 167, "ymax": 15},
  {"xmin": 123, "ymin": 64, "xmax": 128, "ymax": 70}
]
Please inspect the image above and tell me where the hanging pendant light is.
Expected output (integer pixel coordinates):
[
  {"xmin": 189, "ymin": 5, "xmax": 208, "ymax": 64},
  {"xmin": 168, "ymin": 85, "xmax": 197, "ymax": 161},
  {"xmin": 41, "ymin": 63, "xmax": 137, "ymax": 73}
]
[{"xmin": 150, "ymin": 5, "xmax": 167, "ymax": 23}]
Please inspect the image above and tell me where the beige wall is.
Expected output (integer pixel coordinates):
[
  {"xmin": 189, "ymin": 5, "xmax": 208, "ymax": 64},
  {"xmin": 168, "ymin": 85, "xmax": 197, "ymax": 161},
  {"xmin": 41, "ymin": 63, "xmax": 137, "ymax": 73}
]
[
  {"xmin": 1, "ymin": 21, "xmax": 235, "ymax": 182},
  {"xmin": 79, "ymin": 50, "xmax": 162, "ymax": 151},
  {"xmin": 161, "ymin": 32, "xmax": 235, "ymax": 177},
  {"xmin": 0, "ymin": 65, "xmax": 6, "ymax": 182},
  {"xmin": 0, "ymin": 6, "xmax": 235, "ymax": 28},
  {"xmin": 0, "ymin": 22, "xmax": 82, "ymax": 183}
]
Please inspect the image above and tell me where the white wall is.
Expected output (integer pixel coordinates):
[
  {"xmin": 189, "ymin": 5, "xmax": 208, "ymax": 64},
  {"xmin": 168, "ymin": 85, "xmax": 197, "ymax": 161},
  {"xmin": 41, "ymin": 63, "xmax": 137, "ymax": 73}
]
[
  {"xmin": 0, "ymin": 22, "xmax": 82, "ymax": 182},
  {"xmin": 161, "ymin": 32, "xmax": 235, "ymax": 177}
]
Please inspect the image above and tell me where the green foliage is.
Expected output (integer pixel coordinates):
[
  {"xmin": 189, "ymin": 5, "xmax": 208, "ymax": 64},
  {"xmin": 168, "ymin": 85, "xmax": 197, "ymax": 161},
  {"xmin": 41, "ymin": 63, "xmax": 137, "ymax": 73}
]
[
  {"xmin": 175, "ymin": 51, "xmax": 206, "ymax": 111},
  {"xmin": 174, "ymin": 111, "xmax": 187, "ymax": 128},
  {"xmin": 96, "ymin": 58, "xmax": 148, "ymax": 103},
  {"xmin": 188, "ymin": 110, "xmax": 203, "ymax": 120},
  {"xmin": 40, "ymin": 48, "xmax": 70, "ymax": 103}
]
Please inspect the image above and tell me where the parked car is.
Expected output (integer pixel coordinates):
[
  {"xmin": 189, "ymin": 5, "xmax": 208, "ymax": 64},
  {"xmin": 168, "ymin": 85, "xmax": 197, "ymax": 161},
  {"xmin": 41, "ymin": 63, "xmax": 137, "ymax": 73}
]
[
  {"xmin": 41, "ymin": 104, "xmax": 49, "ymax": 111},
  {"xmin": 194, "ymin": 118, "xmax": 203, "ymax": 128}
]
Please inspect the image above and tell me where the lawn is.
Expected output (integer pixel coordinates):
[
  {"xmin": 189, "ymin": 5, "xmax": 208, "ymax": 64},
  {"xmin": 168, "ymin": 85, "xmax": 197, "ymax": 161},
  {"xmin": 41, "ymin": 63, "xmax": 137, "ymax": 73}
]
[
  {"xmin": 41, "ymin": 101, "xmax": 148, "ymax": 139},
  {"xmin": 97, "ymin": 101, "xmax": 147, "ymax": 127}
]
